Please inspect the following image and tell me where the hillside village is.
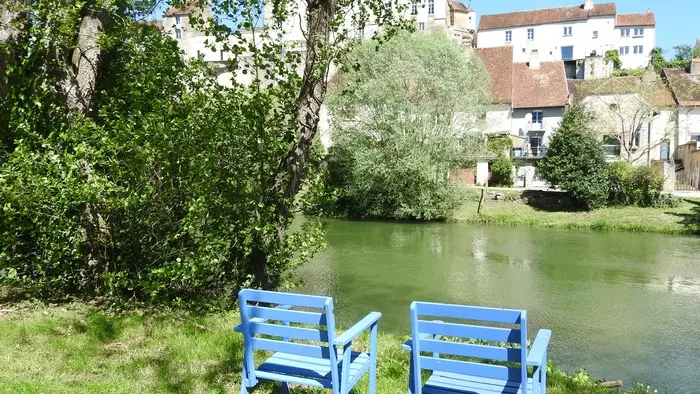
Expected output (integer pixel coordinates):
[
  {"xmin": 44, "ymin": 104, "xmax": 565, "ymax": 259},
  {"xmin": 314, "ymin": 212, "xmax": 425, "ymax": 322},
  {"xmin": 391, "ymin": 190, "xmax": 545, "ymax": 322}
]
[{"xmin": 153, "ymin": 0, "xmax": 700, "ymax": 192}]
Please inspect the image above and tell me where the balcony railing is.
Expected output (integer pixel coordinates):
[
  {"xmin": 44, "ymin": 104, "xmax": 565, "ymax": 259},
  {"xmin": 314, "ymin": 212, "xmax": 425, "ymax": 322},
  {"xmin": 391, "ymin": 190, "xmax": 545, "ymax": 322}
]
[
  {"xmin": 513, "ymin": 146, "xmax": 546, "ymax": 158},
  {"xmin": 530, "ymin": 121, "xmax": 546, "ymax": 131}
]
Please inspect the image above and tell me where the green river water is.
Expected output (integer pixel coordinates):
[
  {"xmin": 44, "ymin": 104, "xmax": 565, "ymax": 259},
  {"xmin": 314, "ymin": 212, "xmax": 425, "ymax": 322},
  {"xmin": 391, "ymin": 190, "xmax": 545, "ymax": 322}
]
[{"xmin": 296, "ymin": 219, "xmax": 700, "ymax": 393}]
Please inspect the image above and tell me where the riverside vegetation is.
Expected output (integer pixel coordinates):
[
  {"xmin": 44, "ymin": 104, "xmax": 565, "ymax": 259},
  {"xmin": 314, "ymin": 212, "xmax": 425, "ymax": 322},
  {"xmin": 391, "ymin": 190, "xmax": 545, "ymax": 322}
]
[{"xmin": 0, "ymin": 302, "xmax": 657, "ymax": 394}]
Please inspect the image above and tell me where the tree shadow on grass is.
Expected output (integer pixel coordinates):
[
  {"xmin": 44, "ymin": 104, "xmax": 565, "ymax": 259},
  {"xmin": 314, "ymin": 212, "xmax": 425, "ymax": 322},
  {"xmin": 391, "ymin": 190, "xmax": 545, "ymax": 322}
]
[
  {"xmin": 665, "ymin": 199, "xmax": 700, "ymax": 234},
  {"xmin": 521, "ymin": 190, "xmax": 583, "ymax": 212}
]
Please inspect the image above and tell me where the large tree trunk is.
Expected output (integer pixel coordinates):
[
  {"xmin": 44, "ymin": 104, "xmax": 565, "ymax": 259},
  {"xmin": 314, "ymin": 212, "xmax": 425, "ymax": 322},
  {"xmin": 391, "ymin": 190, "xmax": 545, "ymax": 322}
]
[
  {"xmin": 252, "ymin": 0, "xmax": 335, "ymax": 289},
  {"xmin": 59, "ymin": 2, "xmax": 113, "ymax": 279}
]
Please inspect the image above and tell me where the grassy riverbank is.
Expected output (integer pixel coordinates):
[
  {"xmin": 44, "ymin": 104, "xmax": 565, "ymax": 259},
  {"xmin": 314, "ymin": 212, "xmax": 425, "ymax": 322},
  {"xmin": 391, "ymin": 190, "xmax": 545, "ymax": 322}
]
[
  {"xmin": 453, "ymin": 191, "xmax": 700, "ymax": 235},
  {"xmin": 0, "ymin": 302, "xmax": 647, "ymax": 394}
]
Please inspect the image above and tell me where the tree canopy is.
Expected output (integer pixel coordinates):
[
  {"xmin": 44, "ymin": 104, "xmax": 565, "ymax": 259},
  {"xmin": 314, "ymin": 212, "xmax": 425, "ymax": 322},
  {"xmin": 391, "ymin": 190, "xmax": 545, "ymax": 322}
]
[{"xmin": 322, "ymin": 31, "xmax": 490, "ymax": 220}]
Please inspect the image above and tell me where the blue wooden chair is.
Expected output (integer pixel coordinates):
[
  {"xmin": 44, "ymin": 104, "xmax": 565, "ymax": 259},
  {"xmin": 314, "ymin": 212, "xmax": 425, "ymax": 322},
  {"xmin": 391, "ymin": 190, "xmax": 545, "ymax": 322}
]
[
  {"xmin": 403, "ymin": 301, "xmax": 552, "ymax": 394},
  {"xmin": 235, "ymin": 289, "xmax": 382, "ymax": 394}
]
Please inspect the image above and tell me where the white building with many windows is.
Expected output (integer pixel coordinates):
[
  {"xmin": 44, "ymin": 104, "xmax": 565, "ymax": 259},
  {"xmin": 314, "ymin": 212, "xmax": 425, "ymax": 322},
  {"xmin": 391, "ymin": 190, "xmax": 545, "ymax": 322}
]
[{"xmin": 476, "ymin": 0, "xmax": 655, "ymax": 73}]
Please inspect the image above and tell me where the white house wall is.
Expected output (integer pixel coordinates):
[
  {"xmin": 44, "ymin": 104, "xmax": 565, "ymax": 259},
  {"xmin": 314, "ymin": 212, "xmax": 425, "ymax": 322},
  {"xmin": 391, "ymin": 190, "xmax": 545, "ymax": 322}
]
[
  {"xmin": 484, "ymin": 105, "xmax": 511, "ymax": 133},
  {"xmin": 616, "ymin": 26, "xmax": 655, "ymax": 69},
  {"xmin": 677, "ymin": 107, "xmax": 700, "ymax": 146},
  {"xmin": 511, "ymin": 107, "xmax": 564, "ymax": 145}
]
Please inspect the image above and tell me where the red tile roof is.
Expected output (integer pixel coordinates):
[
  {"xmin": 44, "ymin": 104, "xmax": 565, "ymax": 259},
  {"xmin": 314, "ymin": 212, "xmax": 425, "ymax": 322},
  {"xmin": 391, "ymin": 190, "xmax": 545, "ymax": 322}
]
[
  {"xmin": 478, "ymin": 3, "xmax": 616, "ymax": 30},
  {"xmin": 164, "ymin": 2, "xmax": 200, "ymax": 16},
  {"xmin": 448, "ymin": 1, "xmax": 473, "ymax": 13},
  {"xmin": 475, "ymin": 46, "xmax": 513, "ymax": 104},
  {"xmin": 512, "ymin": 61, "xmax": 569, "ymax": 108},
  {"xmin": 476, "ymin": 46, "xmax": 569, "ymax": 108},
  {"xmin": 616, "ymin": 12, "xmax": 655, "ymax": 27}
]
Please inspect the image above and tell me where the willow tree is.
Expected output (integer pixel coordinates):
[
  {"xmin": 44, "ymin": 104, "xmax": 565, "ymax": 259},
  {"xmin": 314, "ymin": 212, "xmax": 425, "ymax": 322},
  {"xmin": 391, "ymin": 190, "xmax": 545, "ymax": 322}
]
[
  {"xmin": 325, "ymin": 31, "xmax": 490, "ymax": 220},
  {"xmin": 0, "ymin": 0, "xmax": 406, "ymax": 303}
]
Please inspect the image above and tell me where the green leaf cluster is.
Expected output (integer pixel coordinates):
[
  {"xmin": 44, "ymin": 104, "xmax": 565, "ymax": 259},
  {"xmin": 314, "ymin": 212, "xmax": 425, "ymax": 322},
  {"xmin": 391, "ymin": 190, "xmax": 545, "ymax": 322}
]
[{"xmin": 322, "ymin": 31, "xmax": 490, "ymax": 220}]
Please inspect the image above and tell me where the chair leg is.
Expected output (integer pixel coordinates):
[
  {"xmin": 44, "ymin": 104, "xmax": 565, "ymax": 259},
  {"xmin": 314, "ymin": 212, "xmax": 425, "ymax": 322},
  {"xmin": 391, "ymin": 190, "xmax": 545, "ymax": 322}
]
[
  {"xmin": 281, "ymin": 382, "xmax": 291, "ymax": 394},
  {"xmin": 408, "ymin": 355, "xmax": 415, "ymax": 394},
  {"xmin": 240, "ymin": 365, "xmax": 250, "ymax": 394}
]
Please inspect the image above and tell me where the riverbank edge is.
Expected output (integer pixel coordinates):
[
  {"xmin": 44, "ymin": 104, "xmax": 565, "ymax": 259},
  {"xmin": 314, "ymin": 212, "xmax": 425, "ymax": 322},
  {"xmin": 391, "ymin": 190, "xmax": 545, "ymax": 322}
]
[
  {"xmin": 451, "ymin": 213, "xmax": 700, "ymax": 236},
  {"xmin": 0, "ymin": 302, "xmax": 651, "ymax": 394}
]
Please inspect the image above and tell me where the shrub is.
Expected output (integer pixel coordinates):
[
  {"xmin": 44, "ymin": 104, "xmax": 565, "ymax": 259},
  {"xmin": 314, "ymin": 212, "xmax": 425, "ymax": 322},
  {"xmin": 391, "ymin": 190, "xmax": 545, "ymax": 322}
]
[
  {"xmin": 490, "ymin": 155, "xmax": 513, "ymax": 187},
  {"xmin": 537, "ymin": 104, "xmax": 608, "ymax": 210},
  {"xmin": 628, "ymin": 165, "xmax": 665, "ymax": 207},
  {"xmin": 605, "ymin": 161, "xmax": 633, "ymax": 205}
]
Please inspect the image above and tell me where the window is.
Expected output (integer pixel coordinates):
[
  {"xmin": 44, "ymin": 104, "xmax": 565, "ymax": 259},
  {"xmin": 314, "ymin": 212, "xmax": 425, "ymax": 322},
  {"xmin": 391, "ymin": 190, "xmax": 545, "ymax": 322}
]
[
  {"xmin": 175, "ymin": 28, "xmax": 182, "ymax": 39},
  {"xmin": 532, "ymin": 111, "xmax": 543, "ymax": 126},
  {"xmin": 660, "ymin": 141, "xmax": 670, "ymax": 160},
  {"xmin": 593, "ymin": 30, "xmax": 598, "ymax": 39},
  {"xmin": 196, "ymin": 49, "xmax": 201, "ymax": 58},
  {"xmin": 633, "ymin": 45, "xmax": 644, "ymax": 54},
  {"xmin": 359, "ymin": 26, "xmax": 365, "ymax": 37},
  {"xmin": 411, "ymin": 0, "xmax": 417, "ymax": 15},
  {"xmin": 527, "ymin": 28, "xmax": 534, "ymax": 40},
  {"xmin": 469, "ymin": 16, "xmax": 472, "ymax": 21},
  {"xmin": 220, "ymin": 50, "xmax": 224, "ymax": 61},
  {"xmin": 505, "ymin": 30, "xmax": 512, "ymax": 42},
  {"xmin": 418, "ymin": 22, "xmax": 425, "ymax": 31},
  {"xmin": 175, "ymin": 15, "xmax": 181, "ymax": 25},
  {"xmin": 563, "ymin": 26, "xmax": 572, "ymax": 36},
  {"xmin": 428, "ymin": 0, "xmax": 434, "ymax": 15},
  {"xmin": 561, "ymin": 46, "xmax": 574, "ymax": 60},
  {"xmin": 634, "ymin": 27, "xmax": 644, "ymax": 36},
  {"xmin": 603, "ymin": 136, "xmax": 621, "ymax": 156},
  {"xmin": 620, "ymin": 28, "xmax": 630, "ymax": 37},
  {"xmin": 619, "ymin": 46, "xmax": 629, "ymax": 55}
]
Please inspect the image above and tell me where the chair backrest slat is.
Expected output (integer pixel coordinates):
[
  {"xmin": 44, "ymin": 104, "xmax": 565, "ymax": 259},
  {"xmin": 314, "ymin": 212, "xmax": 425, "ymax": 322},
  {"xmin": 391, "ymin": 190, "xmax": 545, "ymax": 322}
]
[
  {"xmin": 420, "ymin": 339, "xmax": 521, "ymax": 362},
  {"xmin": 248, "ymin": 306, "xmax": 327, "ymax": 326},
  {"xmin": 248, "ymin": 322, "xmax": 329, "ymax": 342},
  {"xmin": 417, "ymin": 320, "xmax": 521, "ymax": 343},
  {"xmin": 420, "ymin": 357, "xmax": 522, "ymax": 381},
  {"xmin": 410, "ymin": 301, "xmax": 528, "ymax": 391},
  {"xmin": 251, "ymin": 337, "xmax": 332, "ymax": 359},
  {"xmin": 243, "ymin": 289, "xmax": 329, "ymax": 309},
  {"xmin": 415, "ymin": 302, "xmax": 522, "ymax": 324}
]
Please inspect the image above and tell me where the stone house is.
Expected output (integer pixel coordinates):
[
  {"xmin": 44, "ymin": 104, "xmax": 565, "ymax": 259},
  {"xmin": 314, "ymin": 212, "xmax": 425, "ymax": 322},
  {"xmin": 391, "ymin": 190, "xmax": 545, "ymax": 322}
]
[{"xmin": 476, "ymin": 0, "xmax": 656, "ymax": 73}]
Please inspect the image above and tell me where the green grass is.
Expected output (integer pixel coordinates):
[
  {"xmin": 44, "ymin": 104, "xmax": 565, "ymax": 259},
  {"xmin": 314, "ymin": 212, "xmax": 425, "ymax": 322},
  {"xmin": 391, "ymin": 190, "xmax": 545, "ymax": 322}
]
[
  {"xmin": 0, "ymin": 303, "xmax": 645, "ymax": 394},
  {"xmin": 452, "ymin": 194, "xmax": 700, "ymax": 235}
]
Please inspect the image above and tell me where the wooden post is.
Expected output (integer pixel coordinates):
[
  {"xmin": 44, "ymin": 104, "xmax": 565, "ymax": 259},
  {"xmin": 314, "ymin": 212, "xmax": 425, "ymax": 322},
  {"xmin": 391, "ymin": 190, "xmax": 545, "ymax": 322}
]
[{"xmin": 477, "ymin": 188, "xmax": 485, "ymax": 214}]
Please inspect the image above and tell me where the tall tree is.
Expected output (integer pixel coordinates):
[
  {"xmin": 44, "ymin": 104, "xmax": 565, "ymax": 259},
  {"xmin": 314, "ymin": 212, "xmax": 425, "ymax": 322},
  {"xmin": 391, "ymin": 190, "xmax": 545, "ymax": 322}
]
[{"xmin": 324, "ymin": 31, "xmax": 490, "ymax": 219}]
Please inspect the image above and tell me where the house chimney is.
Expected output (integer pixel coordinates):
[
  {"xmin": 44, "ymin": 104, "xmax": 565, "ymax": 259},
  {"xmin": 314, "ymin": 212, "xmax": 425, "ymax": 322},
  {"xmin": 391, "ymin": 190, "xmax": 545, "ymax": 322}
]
[
  {"xmin": 691, "ymin": 58, "xmax": 700, "ymax": 75},
  {"xmin": 584, "ymin": 0, "xmax": 594, "ymax": 10},
  {"xmin": 529, "ymin": 49, "xmax": 540, "ymax": 69}
]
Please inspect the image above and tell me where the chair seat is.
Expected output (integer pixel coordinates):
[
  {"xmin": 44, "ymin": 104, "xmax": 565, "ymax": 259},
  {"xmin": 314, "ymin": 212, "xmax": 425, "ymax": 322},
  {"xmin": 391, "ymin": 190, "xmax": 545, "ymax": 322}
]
[
  {"xmin": 257, "ymin": 351, "xmax": 371, "ymax": 388},
  {"xmin": 422, "ymin": 371, "xmax": 534, "ymax": 394}
]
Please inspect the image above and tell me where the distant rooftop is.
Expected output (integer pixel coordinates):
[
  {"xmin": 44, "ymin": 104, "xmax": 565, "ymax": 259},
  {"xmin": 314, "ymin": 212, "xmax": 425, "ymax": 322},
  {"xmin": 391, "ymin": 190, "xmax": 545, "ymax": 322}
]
[
  {"xmin": 568, "ymin": 77, "xmax": 675, "ymax": 108},
  {"xmin": 478, "ymin": 2, "xmax": 616, "ymax": 30},
  {"xmin": 475, "ymin": 46, "xmax": 569, "ymax": 108},
  {"xmin": 448, "ymin": 1, "xmax": 474, "ymax": 13},
  {"xmin": 663, "ymin": 66, "xmax": 700, "ymax": 107},
  {"xmin": 616, "ymin": 12, "xmax": 655, "ymax": 27}
]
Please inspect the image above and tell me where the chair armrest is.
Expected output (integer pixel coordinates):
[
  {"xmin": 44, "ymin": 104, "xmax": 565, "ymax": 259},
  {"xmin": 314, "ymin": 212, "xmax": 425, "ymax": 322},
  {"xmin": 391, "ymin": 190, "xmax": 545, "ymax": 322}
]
[
  {"xmin": 526, "ymin": 329, "xmax": 552, "ymax": 366},
  {"xmin": 234, "ymin": 304, "xmax": 293, "ymax": 332},
  {"xmin": 333, "ymin": 312, "xmax": 382, "ymax": 346}
]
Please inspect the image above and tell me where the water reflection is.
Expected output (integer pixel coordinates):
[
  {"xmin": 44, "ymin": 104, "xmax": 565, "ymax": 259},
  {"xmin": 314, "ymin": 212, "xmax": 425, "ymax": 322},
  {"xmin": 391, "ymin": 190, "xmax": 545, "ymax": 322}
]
[{"xmin": 297, "ymin": 220, "xmax": 700, "ymax": 393}]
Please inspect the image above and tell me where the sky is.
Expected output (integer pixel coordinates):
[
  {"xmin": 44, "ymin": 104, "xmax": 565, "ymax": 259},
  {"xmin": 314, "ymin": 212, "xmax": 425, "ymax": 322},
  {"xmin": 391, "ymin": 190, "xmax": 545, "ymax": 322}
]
[{"xmin": 470, "ymin": 0, "xmax": 700, "ymax": 54}]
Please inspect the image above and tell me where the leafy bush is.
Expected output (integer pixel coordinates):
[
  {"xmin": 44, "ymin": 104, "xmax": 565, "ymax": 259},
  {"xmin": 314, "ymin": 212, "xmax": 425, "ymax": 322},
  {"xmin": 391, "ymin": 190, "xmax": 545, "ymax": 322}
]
[
  {"xmin": 605, "ymin": 162, "xmax": 665, "ymax": 207},
  {"xmin": 628, "ymin": 165, "xmax": 665, "ymax": 207},
  {"xmin": 653, "ymin": 195, "xmax": 680, "ymax": 208},
  {"xmin": 325, "ymin": 31, "xmax": 490, "ymax": 220},
  {"xmin": 605, "ymin": 49, "xmax": 622, "ymax": 70},
  {"xmin": 0, "ymin": 7, "xmax": 326, "ymax": 306},
  {"xmin": 490, "ymin": 155, "xmax": 514, "ymax": 187},
  {"xmin": 537, "ymin": 105, "xmax": 609, "ymax": 210},
  {"xmin": 605, "ymin": 161, "xmax": 633, "ymax": 205}
]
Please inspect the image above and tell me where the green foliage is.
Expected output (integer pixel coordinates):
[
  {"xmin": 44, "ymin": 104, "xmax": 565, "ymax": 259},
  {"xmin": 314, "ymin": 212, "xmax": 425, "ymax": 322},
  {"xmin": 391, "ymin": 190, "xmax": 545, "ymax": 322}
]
[
  {"xmin": 613, "ymin": 67, "xmax": 646, "ymax": 77},
  {"xmin": 605, "ymin": 50, "xmax": 622, "ymax": 70},
  {"xmin": 605, "ymin": 162, "xmax": 665, "ymax": 207},
  {"xmin": 490, "ymin": 155, "xmax": 513, "ymax": 187},
  {"xmin": 324, "ymin": 31, "xmax": 490, "ymax": 220},
  {"xmin": 537, "ymin": 105, "xmax": 608, "ymax": 210},
  {"xmin": 650, "ymin": 46, "xmax": 700, "ymax": 73},
  {"xmin": 0, "ymin": 1, "xmax": 330, "ymax": 306},
  {"xmin": 487, "ymin": 136, "xmax": 513, "ymax": 156}
]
